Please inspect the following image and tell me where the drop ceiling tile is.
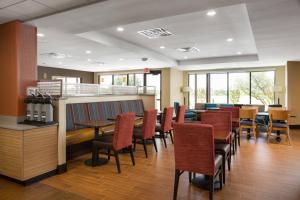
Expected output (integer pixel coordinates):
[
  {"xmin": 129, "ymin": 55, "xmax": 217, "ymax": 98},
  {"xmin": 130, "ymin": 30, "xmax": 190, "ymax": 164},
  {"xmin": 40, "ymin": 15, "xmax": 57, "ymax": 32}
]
[
  {"xmin": 0, "ymin": 0, "xmax": 24, "ymax": 9},
  {"xmin": 33, "ymin": 0, "xmax": 99, "ymax": 11}
]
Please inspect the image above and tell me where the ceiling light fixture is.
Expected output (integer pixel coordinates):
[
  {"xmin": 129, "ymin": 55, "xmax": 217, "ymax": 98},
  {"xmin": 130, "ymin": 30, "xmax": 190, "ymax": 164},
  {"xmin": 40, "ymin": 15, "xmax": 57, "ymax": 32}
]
[
  {"xmin": 58, "ymin": 62, "xmax": 62, "ymax": 65},
  {"xmin": 206, "ymin": 10, "xmax": 216, "ymax": 16},
  {"xmin": 184, "ymin": 56, "xmax": 188, "ymax": 59},
  {"xmin": 87, "ymin": 58, "xmax": 92, "ymax": 62},
  {"xmin": 85, "ymin": 50, "xmax": 92, "ymax": 54},
  {"xmin": 227, "ymin": 38, "xmax": 234, "ymax": 42},
  {"xmin": 37, "ymin": 33, "xmax": 45, "ymax": 37},
  {"xmin": 117, "ymin": 27, "xmax": 124, "ymax": 32},
  {"xmin": 160, "ymin": 46, "xmax": 165, "ymax": 49},
  {"xmin": 237, "ymin": 51, "xmax": 242, "ymax": 55},
  {"xmin": 119, "ymin": 58, "xmax": 124, "ymax": 61}
]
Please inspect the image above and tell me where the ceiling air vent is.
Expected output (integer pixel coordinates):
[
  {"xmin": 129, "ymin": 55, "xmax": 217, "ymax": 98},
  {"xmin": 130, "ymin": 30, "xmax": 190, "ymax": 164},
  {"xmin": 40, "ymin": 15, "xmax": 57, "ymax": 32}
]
[
  {"xmin": 40, "ymin": 53, "xmax": 72, "ymax": 59},
  {"xmin": 137, "ymin": 28, "xmax": 173, "ymax": 39},
  {"xmin": 176, "ymin": 47, "xmax": 200, "ymax": 53}
]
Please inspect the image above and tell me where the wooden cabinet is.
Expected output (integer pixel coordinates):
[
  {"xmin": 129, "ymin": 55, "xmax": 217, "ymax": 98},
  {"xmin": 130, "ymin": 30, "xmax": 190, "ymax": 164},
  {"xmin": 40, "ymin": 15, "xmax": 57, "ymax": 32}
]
[{"xmin": 0, "ymin": 125, "xmax": 58, "ymax": 181}]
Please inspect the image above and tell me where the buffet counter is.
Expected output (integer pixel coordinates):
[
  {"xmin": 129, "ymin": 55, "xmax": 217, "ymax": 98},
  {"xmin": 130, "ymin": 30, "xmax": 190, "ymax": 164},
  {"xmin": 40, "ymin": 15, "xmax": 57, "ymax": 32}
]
[{"xmin": 0, "ymin": 122, "xmax": 58, "ymax": 185}]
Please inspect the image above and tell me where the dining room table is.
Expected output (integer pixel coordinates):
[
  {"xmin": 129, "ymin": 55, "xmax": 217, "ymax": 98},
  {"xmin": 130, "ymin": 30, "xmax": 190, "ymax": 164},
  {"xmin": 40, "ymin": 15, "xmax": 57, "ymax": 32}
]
[{"xmin": 74, "ymin": 120, "xmax": 115, "ymax": 167}]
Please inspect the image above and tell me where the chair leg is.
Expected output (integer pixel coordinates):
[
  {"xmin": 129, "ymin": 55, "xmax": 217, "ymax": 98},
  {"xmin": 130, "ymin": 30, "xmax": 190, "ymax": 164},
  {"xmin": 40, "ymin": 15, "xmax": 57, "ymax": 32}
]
[
  {"xmin": 142, "ymin": 139, "xmax": 148, "ymax": 158},
  {"xmin": 238, "ymin": 130, "xmax": 241, "ymax": 146},
  {"xmin": 133, "ymin": 136, "xmax": 137, "ymax": 150},
  {"xmin": 222, "ymin": 153, "xmax": 226, "ymax": 184},
  {"xmin": 173, "ymin": 169, "xmax": 181, "ymax": 200},
  {"xmin": 287, "ymin": 128, "xmax": 292, "ymax": 146},
  {"xmin": 161, "ymin": 131, "xmax": 167, "ymax": 148},
  {"xmin": 219, "ymin": 166, "xmax": 223, "ymax": 190},
  {"xmin": 107, "ymin": 148, "xmax": 111, "ymax": 160},
  {"xmin": 209, "ymin": 175, "xmax": 214, "ymax": 200},
  {"xmin": 227, "ymin": 151, "xmax": 231, "ymax": 171},
  {"xmin": 152, "ymin": 136, "xmax": 158, "ymax": 153},
  {"xmin": 188, "ymin": 172, "xmax": 192, "ymax": 183},
  {"xmin": 113, "ymin": 150, "xmax": 121, "ymax": 173},
  {"xmin": 169, "ymin": 130, "xmax": 174, "ymax": 144},
  {"xmin": 129, "ymin": 146, "xmax": 135, "ymax": 166}
]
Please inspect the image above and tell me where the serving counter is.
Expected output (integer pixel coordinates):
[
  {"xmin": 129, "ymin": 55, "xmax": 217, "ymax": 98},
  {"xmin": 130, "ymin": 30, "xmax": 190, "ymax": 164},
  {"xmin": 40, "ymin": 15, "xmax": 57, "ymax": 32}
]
[{"xmin": 0, "ymin": 122, "xmax": 58, "ymax": 185}]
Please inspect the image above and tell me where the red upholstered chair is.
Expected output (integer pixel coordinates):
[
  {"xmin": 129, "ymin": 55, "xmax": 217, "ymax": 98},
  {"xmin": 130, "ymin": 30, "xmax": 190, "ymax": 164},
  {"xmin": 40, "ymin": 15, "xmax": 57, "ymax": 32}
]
[
  {"xmin": 173, "ymin": 123, "xmax": 223, "ymax": 200},
  {"xmin": 201, "ymin": 111, "xmax": 232, "ymax": 184},
  {"xmin": 220, "ymin": 106, "xmax": 240, "ymax": 153},
  {"xmin": 155, "ymin": 107, "xmax": 174, "ymax": 148},
  {"xmin": 175, "ymin": 105, "xmax": 186, "ymax": 123},
  {"xmin": 133, "ymin": 109, "xmax": 158, "ymax": 158},
  {"xmin": 92, "ymin": 112, "xmax": 135, "ymax": 173}
]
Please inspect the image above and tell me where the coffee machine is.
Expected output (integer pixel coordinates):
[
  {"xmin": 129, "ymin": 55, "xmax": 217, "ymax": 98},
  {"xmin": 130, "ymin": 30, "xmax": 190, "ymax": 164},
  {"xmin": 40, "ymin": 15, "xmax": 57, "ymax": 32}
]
[{"xmin": 40, "ymin": 94, "xmax": 54, "ymax": 123}]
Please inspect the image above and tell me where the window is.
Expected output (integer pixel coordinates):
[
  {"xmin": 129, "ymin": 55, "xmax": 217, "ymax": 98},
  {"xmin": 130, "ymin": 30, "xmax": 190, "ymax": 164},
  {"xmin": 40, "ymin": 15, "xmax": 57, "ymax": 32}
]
[
  {"xmin": 229, "ymin": 73, "xmax": 250, "ymax": 104},
  {"xmin": 251, "ymin": 71, "xmax": 275, "ymax": 105},
  {"xmin": 188, "ymin": 74, "xmax": 196, "ymax": 109},
  {"xmin": 113, "ymin": 75, "xmax": 127, "ymax": 86},
  {"xmin": 210, "ymin": 73, "xmax": 227, "ymax": 103},
  {"xmin": 146, "ymin": 73, "xmax": 161, "ymax": 111},
  {"xmin": 128, "ymin": 74, "xmax": 135, "ymax": 86},
  {"xmin": 99, "ymin": 75, "xmax": 112, "ymax": 85},
  {"xmin": 196, "ymin": 74, "xmax": 207, "ymax": 103},
  {"xmin": 135, "ymin": 74, "xmax": 144, "ymax": 86}
]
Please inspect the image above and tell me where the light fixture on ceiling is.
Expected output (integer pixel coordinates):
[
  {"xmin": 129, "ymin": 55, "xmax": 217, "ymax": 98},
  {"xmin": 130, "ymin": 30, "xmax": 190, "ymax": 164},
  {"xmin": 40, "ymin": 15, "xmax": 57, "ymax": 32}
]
[
  {"xmin": 138, "ymin": 28, "xmax": 173, "ymax": 39},
  {"xmin": 227, "ymin": 38, "xmax": 234, "ymax": 42},
  {"xmin": 177, "ymin": 47, "xmax": 200, "ymax": 53},
  {"xmin": 87, "ymin": 58, "xmax": 92, "ymax": 62},
  {"xmin": 58, "ymin": 62, "xmax": 62, "ymax": 65},
  {"xmin": 85, "ymin": 50, "xmax": 92, "ymax": 54},
  {"xmin": 206, "ymin": 10, "xmax": 216, "ymax": 16},
  {"xmin": 160, "ymin": 46, "xmax": 166, "ymax": 49},
  {"xmin": 119, "ymin": 58, "xmax": 124, "ymax": 61},
  {"xmin": 117, "ymin": 27, "xmax": 124, "ymax": 32},
  {"xmin": 184, "ymin": 56, "xmax": 188, "ymax": 59},
  {"xmin": 37, "ymin": 33, "xmax": 45, "ymax": 37},
  {"xmin": 237, "ymin": 51, "xmax": 242, "ymax": 55}
]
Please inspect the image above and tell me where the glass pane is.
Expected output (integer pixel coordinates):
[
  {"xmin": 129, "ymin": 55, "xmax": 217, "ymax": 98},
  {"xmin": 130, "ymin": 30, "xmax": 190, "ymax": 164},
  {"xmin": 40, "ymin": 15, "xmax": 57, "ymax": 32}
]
[
  {"xmin": 251, "ymin": 71, "xmax": 275, "ymax": 105},
  {"xmin": 210, "ymin": 73, "xmax": 227, "ymax": 103},
  {"xmin": 188, "ymin": 74, "xmax": 195, "ymax": 109},
  {"xmin": 196, "ymin": 74, "xmax": 206, "ymax": 103},
  {"xmin": 135, "ymin": 74, "xmax": 144, "ymax": 86},
  {"xmin": 66, "ymin": 77, "xmax": 78, "ymax": 84},
  {"xmin": 99, "ymin": 75, "xmax": 112, "ymax": 85},
  {"xmin": 229, "ymin": 73, "xmax": 250, "ymax": 104},
  {"xmin": 146, "ymin": 73, "xmax": 161, "ymax": 111},
  {"xmin": 114, "ymin": 75, "xmax": 127, "ymax": 86},
  {"xmin": 128, "ymin": 74, "xmax": 135, "ymax": 86}
]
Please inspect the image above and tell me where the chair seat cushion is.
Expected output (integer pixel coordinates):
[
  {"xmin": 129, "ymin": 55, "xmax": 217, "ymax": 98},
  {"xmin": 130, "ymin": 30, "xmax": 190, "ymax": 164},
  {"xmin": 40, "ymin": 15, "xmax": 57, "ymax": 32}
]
[
  {"xmin": 155, "ymin": 124, "xmax": 162, "ymax": 132},
  {"xmin": 272, "ymin": 122, "xmax": 288, "ymax": 128},
  {"xmin": 133, "ymin": 127, "xmax": 143, "ymax": 138},
  {"xmin": 215, "ymin": 143, "xmax": 230, "ymax": 154},
  {"xmin": 240, "ymin": 120, "xmax": 254, "ymax": 126},
  {"xmin": 214, "ymin": 155, "xmax": 223, "ymax": 172}
]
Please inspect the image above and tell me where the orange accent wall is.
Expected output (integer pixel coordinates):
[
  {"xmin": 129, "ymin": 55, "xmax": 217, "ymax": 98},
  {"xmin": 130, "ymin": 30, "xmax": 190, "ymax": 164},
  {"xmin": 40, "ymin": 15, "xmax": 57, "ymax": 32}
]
[{"xmin": 0, "ymin": 21, "xmax": 37, "ymax": 117}]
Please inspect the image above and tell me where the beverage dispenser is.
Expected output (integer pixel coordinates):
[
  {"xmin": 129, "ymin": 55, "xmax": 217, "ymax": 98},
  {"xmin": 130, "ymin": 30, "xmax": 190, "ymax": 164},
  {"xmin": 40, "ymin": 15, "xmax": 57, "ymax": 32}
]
[
  {"xmin": 41, "ymin": 95, "xmax": 54, "ymax": 123},
  {"xmin": 24, "ymin": 95, "xmax": 35, "ymax": 121}
]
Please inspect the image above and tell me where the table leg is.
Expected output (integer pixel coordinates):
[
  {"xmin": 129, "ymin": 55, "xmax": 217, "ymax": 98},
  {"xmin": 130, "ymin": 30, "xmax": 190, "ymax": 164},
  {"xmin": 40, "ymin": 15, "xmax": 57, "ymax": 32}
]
[{"xmin": 85, "ymin": 127, "xmax": 109, "ymax": 167}]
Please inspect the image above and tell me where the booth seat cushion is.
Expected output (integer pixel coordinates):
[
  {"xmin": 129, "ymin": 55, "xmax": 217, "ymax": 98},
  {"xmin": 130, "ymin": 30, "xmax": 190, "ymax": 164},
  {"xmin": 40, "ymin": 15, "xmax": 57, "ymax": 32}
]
[
  {"xmin": 66, "ymin": 128, "xmax": 94, "ymax": 146},
  {"xmin": 205, "ymin": 103, "xmax": 218, "ymax": 110},
  {"xmin": 66, "ymin": 104, "xmax": 75, "ymax": 131},
  {"xmin": 72, "ymin": 103, "xmax": 90, "ymax": 130},
  {"xmin": 220, "ymin": 104, "xmax": 234, "ymax": 107}
]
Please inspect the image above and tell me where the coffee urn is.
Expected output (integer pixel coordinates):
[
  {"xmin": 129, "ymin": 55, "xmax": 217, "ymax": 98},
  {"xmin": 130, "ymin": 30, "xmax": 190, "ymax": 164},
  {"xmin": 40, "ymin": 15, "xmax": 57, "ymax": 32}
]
[
  {"xmin": 41, "ymin": 95, "xmax": 54, "ymax": 123},
  {"xmin": 24, "ymin": 95, "xmax": 35, "ymax": 121}
]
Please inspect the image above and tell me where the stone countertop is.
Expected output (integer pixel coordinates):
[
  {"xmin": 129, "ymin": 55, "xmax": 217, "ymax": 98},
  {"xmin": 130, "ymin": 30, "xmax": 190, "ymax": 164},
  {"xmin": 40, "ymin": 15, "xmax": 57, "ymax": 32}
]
[{"xmin": 0, "ymin": 122, "xmax": 58, "ymax": 131}]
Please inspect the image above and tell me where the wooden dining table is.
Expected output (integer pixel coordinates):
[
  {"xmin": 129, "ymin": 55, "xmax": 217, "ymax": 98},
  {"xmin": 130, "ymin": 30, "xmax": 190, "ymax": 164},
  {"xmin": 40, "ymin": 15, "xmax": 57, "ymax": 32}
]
[{"xmin": 74, "ymin": 120, "xmax": 115, "ymax": 166}]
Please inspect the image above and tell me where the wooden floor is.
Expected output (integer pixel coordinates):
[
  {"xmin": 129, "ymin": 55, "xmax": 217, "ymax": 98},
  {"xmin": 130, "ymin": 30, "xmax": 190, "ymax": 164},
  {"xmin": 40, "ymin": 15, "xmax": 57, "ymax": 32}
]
[{"xmin": 1, "ymin": 130, "xmax": 300, "ymax": 200}]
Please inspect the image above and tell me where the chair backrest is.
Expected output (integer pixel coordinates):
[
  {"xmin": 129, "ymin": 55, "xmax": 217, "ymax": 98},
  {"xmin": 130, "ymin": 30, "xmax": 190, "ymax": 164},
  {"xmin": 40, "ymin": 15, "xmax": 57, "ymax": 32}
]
[
  {"xmin": 176, "ymin": 105, "xmax": 186, "ymax": 123},
  {"xmin": 240, "ymin": 108, "xmax": 257, "ymax": 120},
  {"xmin": 161, "ymin": 107, "xmax": 174, "ymax": 132},
  {"xmin": 142, "ymin": 109, "xmax": 158, "ymax": 139},
  {"xmin": 173, "ymin": 123, "xmax": 215, "ymax": 176},
  {"xmin": 201, "ymin": 111, "xmax": 232, "ymax": 132},
  {"xmin": 269, "ymin": 110, "xmax": 289, "ymax": 121},
  {"xmin": 220, "ymin": 106, "xmax": 240, "ymax": 119},
  {"xmin": 113, "ymin": 112, "xmax": 135, "ymax": 151}
]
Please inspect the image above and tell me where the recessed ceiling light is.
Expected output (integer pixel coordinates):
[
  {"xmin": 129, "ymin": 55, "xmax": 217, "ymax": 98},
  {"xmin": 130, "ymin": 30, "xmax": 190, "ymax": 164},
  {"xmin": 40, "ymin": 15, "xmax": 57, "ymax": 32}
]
[
  {"xmin": 119, "ymin": 58, "xmax": 124, "ymax": 61},
  {"xmin": 37, "ymin": 33, "xmax": 45, "ymax": 37},
  {"xmin": 184, "ymin": 56, "xmax": 188, "ymax": 59},
  {"xmin": 227, "ymin": 38, "xmax": 234, "ymax": 42},
  {"xmin": 160, "ymin": 46, "xmax": 165, "ymax": 49},
  {"xmin": 206, "ymin": 10, "xmax": 216, "ymax": 16},
  {"xmin": 87, "ymin": 58, "xmax": 92, "ymax": 62},
  {"xmin": 117, "ymin": 27, "xmax": 124, "ymax": 32},
  {"xmin": 237, "ymin": 51, "xmax": 242, "ymax": 55},
  {"xmin": 85, "ymin": 50, "xmax": 92, "ymax": 54},
  {"xmin": 58, "ymin": 62, "xmax": 62, "ymax": 65}
]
